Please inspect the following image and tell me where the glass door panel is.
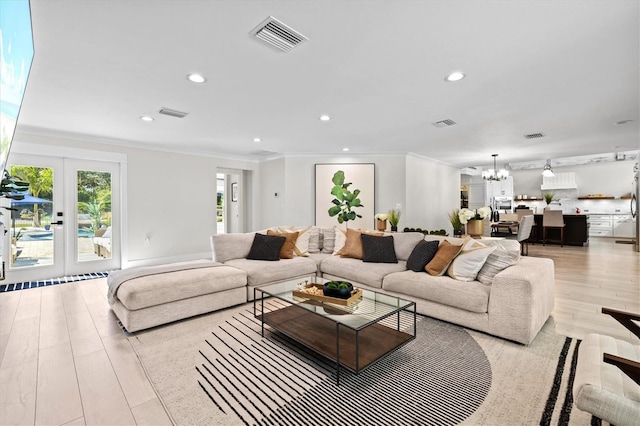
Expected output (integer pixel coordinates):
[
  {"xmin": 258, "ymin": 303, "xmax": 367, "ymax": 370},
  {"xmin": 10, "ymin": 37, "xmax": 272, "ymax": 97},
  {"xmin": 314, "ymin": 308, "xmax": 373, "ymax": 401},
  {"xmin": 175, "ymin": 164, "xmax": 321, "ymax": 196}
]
[
  {"xmin": 9, "ymin": 165, "xmax": 55, "ymax": 269},
  {"xmin": 77, "ymin": 169, "xmax": 112, "ymax": 261}
]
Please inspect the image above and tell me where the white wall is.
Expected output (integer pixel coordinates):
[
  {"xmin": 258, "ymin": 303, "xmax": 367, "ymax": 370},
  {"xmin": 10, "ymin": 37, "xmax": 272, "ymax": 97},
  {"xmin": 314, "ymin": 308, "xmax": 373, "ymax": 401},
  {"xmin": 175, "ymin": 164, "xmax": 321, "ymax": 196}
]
[
  {"xmin": 405, "ymin": 154, "xmax": 460, "ymax": 233},
  {"xmin": 13, "ymin": 132, "xmax": 259, "ymax": 266}
]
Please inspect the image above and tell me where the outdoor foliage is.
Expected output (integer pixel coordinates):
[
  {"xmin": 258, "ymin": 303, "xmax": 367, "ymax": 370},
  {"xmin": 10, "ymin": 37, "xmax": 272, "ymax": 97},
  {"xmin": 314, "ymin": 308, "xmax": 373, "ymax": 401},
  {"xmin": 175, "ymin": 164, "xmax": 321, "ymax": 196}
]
[{"xmin": 328, "ymin": 170, "xmax": 364, "ymax": 225}]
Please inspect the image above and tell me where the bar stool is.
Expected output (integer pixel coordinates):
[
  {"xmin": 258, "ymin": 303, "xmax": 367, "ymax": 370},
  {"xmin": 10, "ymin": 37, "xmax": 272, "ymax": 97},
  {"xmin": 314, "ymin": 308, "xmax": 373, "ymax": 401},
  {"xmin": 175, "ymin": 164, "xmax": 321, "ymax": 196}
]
[
  {"xmin": 543, "ymin": 210, "xmax": 565, "ymax": 246},
  {"xmin": 516, "ymin": 215, "xmax": 534, "ymax": 255}
]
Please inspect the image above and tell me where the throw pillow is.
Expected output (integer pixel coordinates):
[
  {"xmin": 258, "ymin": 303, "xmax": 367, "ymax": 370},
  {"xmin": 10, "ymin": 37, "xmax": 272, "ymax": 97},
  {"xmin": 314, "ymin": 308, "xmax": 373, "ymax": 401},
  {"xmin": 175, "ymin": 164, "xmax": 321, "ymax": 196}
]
[
  {"xmin": 476, "ymin": 249, "xmax": 521, "ymax": 285},
  {"xmin": 267, "ymin": 230, "xmax": 299, "ymax": 259},
  {"xmin": 276, "ymin": 226, "xmax": 310, "ymax": 256},
  {"xmin": 406, "ymin": 240, "xmax": 440, "ymax": 272},
  {"xmin": 331, "ymin": 227, "xmax": 347, "ymax": 255},
  {"xmin": 307, "ymin": 226, "xmax": 321, "ymax": 253},
  {"xmin": 337, "ymin": 228, "xmax": 383, "ymax": 259},
  {"xmin": 246, "ymin": 233, "xmax": 286, "ymax": 261},
  {"xmin": 361, "ymin": 234, "xmax": 398, "ymax": 263},
  {"xmin": 447, "ymin": 246, "xmax": 496, "ymax": 281},
  {"xmin": 321, "ymin": 227, "xmax": 337, "ymax": 254},
  {"xmin": 425, "ymin": 240, "xmax": 464, "ymax": 276}
]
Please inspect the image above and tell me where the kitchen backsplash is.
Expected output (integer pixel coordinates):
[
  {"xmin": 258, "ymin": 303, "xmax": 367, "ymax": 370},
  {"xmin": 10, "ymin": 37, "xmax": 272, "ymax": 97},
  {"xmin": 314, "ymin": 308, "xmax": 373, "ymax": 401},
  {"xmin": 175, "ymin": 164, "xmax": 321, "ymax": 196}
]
[{"xmin": 513, "ymin": 198, "xmax": 632, "ymax": 214}]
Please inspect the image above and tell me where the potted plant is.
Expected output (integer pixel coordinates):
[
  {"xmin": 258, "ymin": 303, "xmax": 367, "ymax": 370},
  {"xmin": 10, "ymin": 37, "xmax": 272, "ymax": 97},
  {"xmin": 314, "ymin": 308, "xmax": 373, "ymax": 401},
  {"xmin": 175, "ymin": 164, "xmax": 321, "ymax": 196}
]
[
  {"xmin": 323, "ymin": 280, "xmax": 354, "ymax": 299},
  {"xmin": 328, "ymin": 170, "xmax": 364, "ymax": 226},
  {"xmin": 448, "ymin": 209, "xmax": 463, "ymax": 236},
  {"xmin": 388, "ymin": 209, "xmax": 401, "ymax": 232},
  {"xmin": 375, "ymin": 213, "xmax": 388, "ymax": 231},
  {"xmin": 543, "ymin": 192, "xmax": 555, "ymax": 210},
  {"xmin": 458, "ymin": 207, "xmax": 492, "ymax": 238}
]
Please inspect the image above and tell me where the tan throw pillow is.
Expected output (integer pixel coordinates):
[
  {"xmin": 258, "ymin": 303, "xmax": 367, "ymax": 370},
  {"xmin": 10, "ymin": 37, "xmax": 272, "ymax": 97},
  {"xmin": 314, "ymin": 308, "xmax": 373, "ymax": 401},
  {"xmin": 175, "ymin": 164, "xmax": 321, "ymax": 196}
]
[
  {"xmin": 425, "ymin": 240, "xmax": 464, "ymax": 276},
  {"xmin": 266, "ymin": 230, "xmax": 299, "ymax": 259},
  {"xmin": 337, "ymin": 228, "xmax": 383, "ymax": 259},
  {"xmin": 277, "ymin": 226, "xmax": 311, "ymax": 256}
]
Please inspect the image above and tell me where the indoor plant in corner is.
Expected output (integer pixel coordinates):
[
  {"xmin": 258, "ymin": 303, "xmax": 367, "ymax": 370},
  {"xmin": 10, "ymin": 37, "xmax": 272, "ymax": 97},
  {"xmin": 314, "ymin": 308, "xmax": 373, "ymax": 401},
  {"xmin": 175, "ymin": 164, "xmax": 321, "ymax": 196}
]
[{"xmin": 328, "ymin": 170, "xmax": 364, "ymax": 226}]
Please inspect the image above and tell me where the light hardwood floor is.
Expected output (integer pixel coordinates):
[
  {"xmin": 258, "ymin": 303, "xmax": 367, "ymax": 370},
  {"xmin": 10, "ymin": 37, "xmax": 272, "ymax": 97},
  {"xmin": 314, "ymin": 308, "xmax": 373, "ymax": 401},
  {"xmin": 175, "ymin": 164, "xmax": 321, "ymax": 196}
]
[{"xmin": 0, "ymin": 238, "xmax": 638, "ymax": 425}]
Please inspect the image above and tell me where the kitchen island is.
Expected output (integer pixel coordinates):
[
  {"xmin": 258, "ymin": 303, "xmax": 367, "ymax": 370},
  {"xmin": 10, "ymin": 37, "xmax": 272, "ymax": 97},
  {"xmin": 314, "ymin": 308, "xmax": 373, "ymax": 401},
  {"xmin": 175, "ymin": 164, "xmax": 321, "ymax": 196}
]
[{"xmin": 529, "ymin": 213, "xmax": 589, "ymax": 246}]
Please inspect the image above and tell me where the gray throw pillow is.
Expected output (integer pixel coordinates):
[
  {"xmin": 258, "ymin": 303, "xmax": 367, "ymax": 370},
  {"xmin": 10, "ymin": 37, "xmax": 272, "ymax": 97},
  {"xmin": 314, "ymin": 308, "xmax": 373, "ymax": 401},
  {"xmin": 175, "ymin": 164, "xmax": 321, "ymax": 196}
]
[
  {"xmin": 406, "ymin": 240, "xmax": 439, "ymax": 272},
  {"xmin": 247, "ymin": 233, "xmax": 286, "ymax": 261}
]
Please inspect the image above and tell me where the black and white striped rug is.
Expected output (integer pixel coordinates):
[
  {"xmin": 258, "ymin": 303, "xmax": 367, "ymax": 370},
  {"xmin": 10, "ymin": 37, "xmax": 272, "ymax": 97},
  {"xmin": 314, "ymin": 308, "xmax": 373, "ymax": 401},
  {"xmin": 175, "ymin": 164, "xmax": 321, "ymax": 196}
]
[
  {"xmin": 129, "ymin": 303, "xmax": 591, "ymax": 425},
  {"xmin": 0, "ymin": 271, "xmax": 110, "ymax": 292}
]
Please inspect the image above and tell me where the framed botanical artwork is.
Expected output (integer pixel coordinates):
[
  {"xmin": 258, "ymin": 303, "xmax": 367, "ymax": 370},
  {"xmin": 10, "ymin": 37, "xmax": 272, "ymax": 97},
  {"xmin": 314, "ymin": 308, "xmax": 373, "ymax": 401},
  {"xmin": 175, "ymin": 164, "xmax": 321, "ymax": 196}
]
[
  {"xmin": 231, "ymin": 182, "xmax": 238, "ymax": 202},
  {"xmin": 315, "ymin": 163, "xmax": 375, "ymax": 229}
]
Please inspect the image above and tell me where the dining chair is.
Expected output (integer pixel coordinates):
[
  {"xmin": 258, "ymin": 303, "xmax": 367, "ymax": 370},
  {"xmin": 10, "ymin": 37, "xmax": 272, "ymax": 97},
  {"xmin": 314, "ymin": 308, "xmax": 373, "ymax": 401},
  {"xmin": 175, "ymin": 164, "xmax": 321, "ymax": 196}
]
[
  {"xmin": 516, "ymin": 215, "xmax": 534, "ymax": 255},
  {"xmin": 516, "ymin": 209, "xmax": 533, "ymax": 221},
  {"xmin": 543, "ymin": 210, "xmax": 565, "ymax": 246}
]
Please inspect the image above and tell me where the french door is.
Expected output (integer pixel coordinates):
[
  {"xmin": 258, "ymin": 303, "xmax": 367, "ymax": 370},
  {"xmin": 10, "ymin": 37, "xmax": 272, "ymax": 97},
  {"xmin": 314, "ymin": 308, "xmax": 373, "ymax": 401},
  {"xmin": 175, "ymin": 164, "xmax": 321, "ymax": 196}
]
[{"xmin": 4, "ymin": 154, "xmax": 120, "ymax": 284}]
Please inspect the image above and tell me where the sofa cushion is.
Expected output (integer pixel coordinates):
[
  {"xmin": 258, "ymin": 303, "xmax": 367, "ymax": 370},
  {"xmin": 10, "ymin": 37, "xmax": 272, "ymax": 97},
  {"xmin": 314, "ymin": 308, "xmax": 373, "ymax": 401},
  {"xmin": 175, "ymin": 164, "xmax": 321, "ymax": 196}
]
[
  {"xmin": 276, "ymin": 226, "xmax": 311, "ymax": 256},
  {"xmin": 361, "ymin": 234, "xmax": 398, "ymax": 263},
  {"xmin": 267, "ymin": 230, "xmax": 299, "ymax": 259},
  {"xmin": 337, "ymin": 228, "xmax": 383, "ymax": 259},
  {"xmin": 307, "ymin": 226, "xmax": 321, "ymax": 253},
  {"xmin": 224, "ymin": 257, "xmax": 318, "ymax": 286},
  {"xmin": 211, "ymin": 233, "xmax": 255, "ymax": 262},
  {"xmin": 320, "ymin": 256, "xmax": 407, "ymax": 289},
  {"xmin": 383, "ymin": 270, "xmax": 490, "ymax": 313},
  {"xmin": 321, "ymin": 227, "xmax": 336, "ymax": 254},
  {"xmin": 384, "ymin": 232, "xmax": 425, "ymax": 261},
  {"xmin": 406, "ymin": 240, "xmax": 439, "ymax": 272},
  {"xmin": 247, "ymin": 233, "xmax": 285, "ymax": 261},
  {"xmin": 447, "ymin": 245, "xmax": 496, "ymax": 282},
  {"xmin": 117, "ymin": 265, "xmax": 247, "ymax": 310},
  {"xmin": 426, "ymin": 240, "xmax": 464, "ymax": 276}
]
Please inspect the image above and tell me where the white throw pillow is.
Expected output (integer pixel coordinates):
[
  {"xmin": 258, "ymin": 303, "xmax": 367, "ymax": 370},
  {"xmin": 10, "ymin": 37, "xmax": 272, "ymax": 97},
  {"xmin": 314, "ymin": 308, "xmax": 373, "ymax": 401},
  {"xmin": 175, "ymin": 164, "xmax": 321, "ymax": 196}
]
[
  {"xmin": 332, "ymin": 227, "xmax": 347, "ymax": 255},
  {"xmin": 447, "ymin": 245, "xmax": 496, "ymax": 282}
]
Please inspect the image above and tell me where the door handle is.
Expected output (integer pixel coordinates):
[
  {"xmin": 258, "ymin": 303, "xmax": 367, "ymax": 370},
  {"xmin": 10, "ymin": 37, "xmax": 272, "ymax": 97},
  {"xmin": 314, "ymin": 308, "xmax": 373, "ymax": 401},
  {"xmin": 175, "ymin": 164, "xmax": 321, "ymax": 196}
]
[{"xmin": 52, "ymin": 220, "xmax": 63, "ymax": 225}]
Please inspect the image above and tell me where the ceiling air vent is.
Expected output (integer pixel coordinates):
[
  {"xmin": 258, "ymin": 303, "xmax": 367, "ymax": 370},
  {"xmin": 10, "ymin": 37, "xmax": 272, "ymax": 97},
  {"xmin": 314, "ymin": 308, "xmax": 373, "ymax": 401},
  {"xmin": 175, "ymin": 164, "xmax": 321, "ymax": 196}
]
[
  {"xmin": 524, "ymin": 133, "xmax": 544, "ymax": 139},
  {"xmin": 433, "ymin": 119, "xmax": 457, "ymax": 128},
  {"xmin": 159, "ymin": 107, "xmax": 188, "ymax": 118},
  {"xmin": 250, "ymin": 16, "xmax": 308, "ymax": 52}
]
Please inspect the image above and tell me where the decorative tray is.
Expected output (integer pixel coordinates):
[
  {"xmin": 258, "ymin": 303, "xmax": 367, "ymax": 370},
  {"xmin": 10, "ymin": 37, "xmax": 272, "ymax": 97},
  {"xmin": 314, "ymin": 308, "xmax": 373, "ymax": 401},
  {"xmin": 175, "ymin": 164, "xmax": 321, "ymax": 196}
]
[{"xmin": 292, "ymin": 283, "xmax": 363, "ymax": 306}]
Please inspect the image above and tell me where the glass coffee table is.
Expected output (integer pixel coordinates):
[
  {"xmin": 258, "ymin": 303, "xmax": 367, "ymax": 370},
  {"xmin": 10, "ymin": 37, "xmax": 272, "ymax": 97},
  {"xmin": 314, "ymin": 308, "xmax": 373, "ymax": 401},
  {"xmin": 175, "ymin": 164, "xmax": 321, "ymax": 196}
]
[{"xmin": 253, "ymin": 279, "xmax": 416, "ymax": 385}]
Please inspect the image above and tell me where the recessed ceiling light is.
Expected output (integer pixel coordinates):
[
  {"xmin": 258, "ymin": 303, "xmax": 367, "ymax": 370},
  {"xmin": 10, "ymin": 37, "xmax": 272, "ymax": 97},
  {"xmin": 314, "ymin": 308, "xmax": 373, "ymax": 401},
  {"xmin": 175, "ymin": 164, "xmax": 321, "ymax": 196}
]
[
  {"xmin": 186, "ymin": 73, "xmax": 207, "ymax": 83},
  {"xmin": 253, "ymin": 137, "xmax": 262, "ymax": 143},
  {"xmin": 342, "ymin": 147, "xmax": 349, "ymax": 152},
  {"xmin": 445, "ymin": 71, "xmax": 466, "ymax": 82},
  {"xmin": 139, "ymin": 116, "xmax": 154, "ymax": 122},
  {"xmin": 319, "ymin": 114, "xmax": 331, "ymax": 121}
]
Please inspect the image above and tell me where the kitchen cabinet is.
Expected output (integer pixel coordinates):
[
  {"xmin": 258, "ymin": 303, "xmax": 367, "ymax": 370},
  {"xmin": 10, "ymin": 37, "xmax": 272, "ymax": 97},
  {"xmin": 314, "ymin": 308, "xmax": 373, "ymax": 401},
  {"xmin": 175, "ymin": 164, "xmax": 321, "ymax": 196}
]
[
  {"xmin": 589, "ymin": 214, "xmax": 613, "ymax": 237},
  {"xmin": 613, "ymin": 215, "xmax": 635, "ymax": 238},
  {"xmin": 486, "ymin": 177, "xmax": 514, "ymax": 200},
  {"xmin": 530, "ymin": 214, "xmax": 589, "ymax": 246}
]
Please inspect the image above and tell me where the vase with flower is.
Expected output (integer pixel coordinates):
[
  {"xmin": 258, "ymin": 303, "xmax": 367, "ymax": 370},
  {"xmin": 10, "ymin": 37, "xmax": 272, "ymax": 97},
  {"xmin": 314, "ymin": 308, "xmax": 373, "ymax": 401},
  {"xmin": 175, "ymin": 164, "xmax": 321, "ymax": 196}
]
[
  {"xmin": 458, "ymin": 207, "xmax": 492, "ymax": 238},
  {"xmin": 375, "ymin": 213, "xmax": 388, "ymax": 231}
]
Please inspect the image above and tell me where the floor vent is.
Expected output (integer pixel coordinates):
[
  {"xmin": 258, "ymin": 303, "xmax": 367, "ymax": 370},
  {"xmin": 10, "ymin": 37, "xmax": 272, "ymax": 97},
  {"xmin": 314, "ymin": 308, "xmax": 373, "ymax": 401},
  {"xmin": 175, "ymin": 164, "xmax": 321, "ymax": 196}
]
[
  {"xmin": 250, "ymin": 16, "xmax": 308, "ymax": 52},
  {"xmin": 433, "ymin": 119, "xmax": 457, "ymax": 127},
  {"xmin": 159, "ymin": 107, "xmax": 188, "ymax": 118},
  {"xmin": 524, "ymin": 133, "xmax": 544, "ymax": 139}
]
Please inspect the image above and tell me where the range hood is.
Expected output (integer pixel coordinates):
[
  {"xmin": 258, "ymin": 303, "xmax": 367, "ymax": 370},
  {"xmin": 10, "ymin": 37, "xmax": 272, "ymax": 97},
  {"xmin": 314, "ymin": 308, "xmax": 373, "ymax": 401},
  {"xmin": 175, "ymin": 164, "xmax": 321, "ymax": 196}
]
[{"xmin": 541, "ymin": 172, "xmax": 578, "ymax": 190}]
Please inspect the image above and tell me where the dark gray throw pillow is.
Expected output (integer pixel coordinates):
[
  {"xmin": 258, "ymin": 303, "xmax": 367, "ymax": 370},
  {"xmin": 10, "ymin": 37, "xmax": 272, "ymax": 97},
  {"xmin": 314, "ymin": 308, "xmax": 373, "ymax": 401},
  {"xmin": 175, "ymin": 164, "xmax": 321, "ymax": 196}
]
[
  {"xmin": 247, "ymin": 233, "xmax": 285, "ymax": 261},
  {"xmin": 406, "ymin": 240, "xmax": 440, "ymax": 272},
  {"xmin": 361, "ymin": 234, "xmax": 398, "ymax": 263}
]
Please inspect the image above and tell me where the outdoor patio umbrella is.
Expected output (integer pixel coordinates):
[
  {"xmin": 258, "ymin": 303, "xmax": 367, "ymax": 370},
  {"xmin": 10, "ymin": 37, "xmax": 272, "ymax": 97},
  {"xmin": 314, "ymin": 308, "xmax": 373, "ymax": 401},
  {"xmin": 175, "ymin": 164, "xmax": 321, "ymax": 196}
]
[{"xmin": 9, "ymin": 194, "xmax": 52, "ymax": 205}]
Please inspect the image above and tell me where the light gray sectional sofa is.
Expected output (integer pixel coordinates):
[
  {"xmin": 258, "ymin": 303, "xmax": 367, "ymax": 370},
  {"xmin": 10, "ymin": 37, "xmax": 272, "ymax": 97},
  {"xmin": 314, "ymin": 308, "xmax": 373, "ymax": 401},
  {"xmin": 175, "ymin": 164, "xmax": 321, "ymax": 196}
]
[{"xmin": 108, "ymin": 226, "xmax": 555, "ymax": 344}]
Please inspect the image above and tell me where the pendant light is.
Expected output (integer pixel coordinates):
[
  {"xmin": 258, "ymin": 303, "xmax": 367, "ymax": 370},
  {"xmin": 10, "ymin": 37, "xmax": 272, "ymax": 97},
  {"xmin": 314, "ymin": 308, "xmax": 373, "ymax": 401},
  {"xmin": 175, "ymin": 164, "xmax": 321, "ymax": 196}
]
[
  {"xmin": 482, "ymin": 154, "xmax": 509, "ymax": 181},
  {"xmin": 542, "ymin": 159, "xmax": 555, "ymax": 177}
]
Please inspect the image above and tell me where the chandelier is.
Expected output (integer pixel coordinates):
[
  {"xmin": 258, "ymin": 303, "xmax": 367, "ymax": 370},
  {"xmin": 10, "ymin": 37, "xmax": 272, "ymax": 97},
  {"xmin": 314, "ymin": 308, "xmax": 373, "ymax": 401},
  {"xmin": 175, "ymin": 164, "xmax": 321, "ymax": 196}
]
[
  {"xmin": 542, "ymin": 159, "xmax": 555, "ymax": 177},
  {"xmin": 482, "ymin": 154, "xmax": 509, "ymax": 181}
]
